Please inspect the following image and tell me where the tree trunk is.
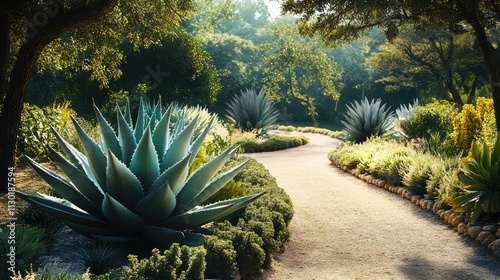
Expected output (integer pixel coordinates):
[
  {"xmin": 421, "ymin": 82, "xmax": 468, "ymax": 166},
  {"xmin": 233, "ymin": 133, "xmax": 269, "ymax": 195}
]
[
  {"xmin": 469, "ymin": 21, "xmax": 500, "ymax": 132},
  {"xmin": 0, "ymin": 11, "xmax": 9, "ymax": 102}
]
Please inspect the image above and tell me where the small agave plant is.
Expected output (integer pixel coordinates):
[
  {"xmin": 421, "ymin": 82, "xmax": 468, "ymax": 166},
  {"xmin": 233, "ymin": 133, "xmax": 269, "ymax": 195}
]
[
  {"xmin": 226, "ymin": 88, "xmax": 279, "ymax": 136},
  {"xmin": 341, "ymin": 97, "xmax": 396, "ymax": 143},
  {"xmin": 18, "ymin": 98, "xmax": 263, "ymax": 246}
]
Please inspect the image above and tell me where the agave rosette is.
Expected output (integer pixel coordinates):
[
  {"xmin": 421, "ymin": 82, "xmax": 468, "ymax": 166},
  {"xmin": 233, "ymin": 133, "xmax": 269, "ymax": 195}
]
[
  {"xmin": 18, "ymin": 98, "xmax": 262, "ymax": 246},
  {"xmin": 226, "ymin": 88, "xmax": 279, "ymax": 136}
]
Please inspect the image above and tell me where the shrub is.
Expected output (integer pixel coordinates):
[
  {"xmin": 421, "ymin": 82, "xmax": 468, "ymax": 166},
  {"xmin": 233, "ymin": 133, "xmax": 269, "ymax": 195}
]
[
  {"xmin": 0, "ymin": 225, "xmax": 47, "ymax": 279},
  {"xmin": 121, "ymin": 244, "xmax": 206, "ymax": 280},
  {"xmin": 10, "ymin": 263, "xmax": 91, "ymax": 280},
  {"xmin": 17, "ymin": 102, "xmax": 76, "ymax": 162},
  {"xmin": 226, "ymin": 88, "xmax": 279, "ymax": 136},
  {"xmin": 214, "ymin": 221, "xmax": 265, "ymax": 279},
  {"xmin": 395, "ymin": 99, "xmax": 419, "ymax": 138},
  {"xmin": 450, "ymin": 104, "xmax": 483, "ymax": 151},
  {"xmin": 238, "ymin": 134, "xmax": 309, "ymax": 153},
  {"xmin": 75, "ymin": 242, "xmax": 122, "ymax": 275},
  {"xmin": 401, "ymin": 155, "xmax": 435, "ymax": 196},
  {"xmin": 204, "ymin": 236, "xmax": 238, "ymax": 280},
  {"xmin": 341, "ymin": 98, "xmax": 396, "ymax": 143},
  {"xmin": 427, "ymin": 157, "xmax": 460, "ymax": 201},
  {"xmin": 437, "ymin": 171, "xmax": 463, "ymax": 208},
  {"xmin": 404, "ymin": 100, "xmax": 455, "ymax": 140},
  {"xmin": 476, "ymin": 97, "xmax": 497, "ymax": 148}
]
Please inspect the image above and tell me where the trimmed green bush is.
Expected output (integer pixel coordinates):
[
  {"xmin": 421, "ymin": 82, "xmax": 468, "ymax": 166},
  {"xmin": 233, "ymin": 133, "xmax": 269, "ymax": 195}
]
[
  {"xmin": 237, "ymin": 134, "xmax": 309, "ymax": 153},
  {"xmin": 204, "ymin": 236, "xmax": 238, "ymax": 280},
  {"xmin": 121, "ymin": 244, "xmax": 207, "ymax": 280},
  {"xmin": 277, "ymin": 125, "xmax": 347, "ymax": 139},
  {"xmin": 401, "ymin": 155, "xmax": 436, "ymax": 196},
  {"xmin": 404, "ymin": 100, "xmax": 455, "ymax": 140}
]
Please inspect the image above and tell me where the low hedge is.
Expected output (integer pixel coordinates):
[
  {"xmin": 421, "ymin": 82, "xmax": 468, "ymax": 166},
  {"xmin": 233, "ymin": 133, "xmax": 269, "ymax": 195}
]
[
  {"xmin": 328, "ymin": 137, "xmax": 461, "ymax": 208},
  {"xmin": 277, "ymin": 125, "xmax": 347, "ymax": 139},
  {"xmin": 238, "ymin": 134, "xmax": 309, "ymax": 153}
]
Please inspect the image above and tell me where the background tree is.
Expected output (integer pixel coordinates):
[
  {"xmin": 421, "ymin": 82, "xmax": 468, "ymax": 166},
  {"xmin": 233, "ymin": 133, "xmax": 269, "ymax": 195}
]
[
  {"xmin": 0, "ymin": 0, "xmax": 194, "ymax": 192},
  {"xmin": 261, "ymin": 21, "xmax": 342, "ymax": 127},
  {"xmin": 282, "ymin": 0, "xmax": 500, "ymax": 131},
  {"xmin": 366, "ymin": 27, "xmax": 485, "ymax": 108}
]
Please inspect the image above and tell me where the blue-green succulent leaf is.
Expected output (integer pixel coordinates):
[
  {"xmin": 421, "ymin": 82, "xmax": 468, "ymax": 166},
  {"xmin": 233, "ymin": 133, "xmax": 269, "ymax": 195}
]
[
  {"xmin": 130, "ymin": 126, "xmax": 160, "ymax": 194},
  {"xmin": 142, "ymin": 226, "xmax": 204, "ymax": 246},
  {"xmin": 134, "ymin": 183, "xmax": 176, "ymax": 224},
  {"xmin": 152, "ymin": 153, "xmax": 191, "ymax": 196},
  {"xmin": 102, "ymin": 194, "xmax": 145, "ymax": 229},
  {"xmin": 47, "ymin": 147, "xmax": 104, "ymax": 206},
  {"xmin": 134, "ymin": 97, "xmax": 147, "ymax": 142},
  {"xmin": 72, "ymin": 116, "xmax": 107, "ymax": 191},
  {"xmin": 186, "ymin": 160, "xmax": 248, "ymax": 209},
  {"xmin": 161, "ymin": 116, "xmax": 198, "ymax": 170},
  {"xmin": 176, "ymin": 146, "xmax": 237, "ymax": 208},
  {"xmin": 25, "ymin": 156, "xmax": 104, "ymax": 219},
  {"xmin": 16, "ymin": 191, "xmax": 108, "ymax": 227},
  {"xmin": 188, "ymin": 116, "xmax": 214, "ymax": 167},
  {"xmin": 94, "ymin": 105, "xmax": 122, "ymax": 160},
  {"xmin": 117, "ymin": 107, "xmax": 137, "ymax": 166},
  {"xmin": 162, "ymin": 204, "xmax": 234, "ymax": 230},
  {"xmin": 106, "ymin": 150, "xmax": 144, "ymax": 209},
  {"xmin": 152, "ymin": 105, "xmax": 172, "ymax": 160},
  {"xmin": 124, "ymin": 98, "xmax": 133, "ymax": 126}
]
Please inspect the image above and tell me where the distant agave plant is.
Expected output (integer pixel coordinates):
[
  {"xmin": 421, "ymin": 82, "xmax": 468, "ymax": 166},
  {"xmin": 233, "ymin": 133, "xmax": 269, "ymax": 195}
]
[
  {"xmin": 341, "ymin": 97, "xmax": 396, "ymax": 143},
  {"xmin": 395, "ymin": 99, "xmax": 419, "ymax": 138},
  {"xmin": 226, "ymin": 88, "xmax": 279, "ymax": 136},
  {"xmin": 18, "ymin": 98, "xmax": 262, "ymax": 246},
  {"xmin": 169, "ymin": 102, "xmax": 224, "ymax": 138}
]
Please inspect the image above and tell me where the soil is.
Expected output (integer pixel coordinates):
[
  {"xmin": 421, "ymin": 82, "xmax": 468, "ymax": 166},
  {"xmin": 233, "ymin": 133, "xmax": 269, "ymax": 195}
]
[{"xmin": 246, "ymin": 131, "xmax": 500, "ymax": 280}]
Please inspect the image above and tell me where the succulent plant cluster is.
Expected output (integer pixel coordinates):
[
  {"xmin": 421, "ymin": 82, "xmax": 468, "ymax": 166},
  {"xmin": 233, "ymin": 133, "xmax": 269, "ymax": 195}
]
[
  {"xmin": 341, "ymin": 97, "xmax": 396, "ymax": 143},
  {"xmin": 18, "ymin": 98, "xmax": 262, "ymax": 246},
  {"xmin": 453, "ymin": 134, "xmax": 500, "ymax": 223},
  {"xmin": 226, "ymin": 88, "xmax": 279, "ymax": 136}
]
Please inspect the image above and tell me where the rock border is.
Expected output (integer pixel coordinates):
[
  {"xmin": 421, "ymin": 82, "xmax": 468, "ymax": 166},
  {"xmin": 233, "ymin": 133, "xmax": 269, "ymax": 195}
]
[{"xmin": 336, "ymin": 165, "xmax": 500, "ymax": 259}]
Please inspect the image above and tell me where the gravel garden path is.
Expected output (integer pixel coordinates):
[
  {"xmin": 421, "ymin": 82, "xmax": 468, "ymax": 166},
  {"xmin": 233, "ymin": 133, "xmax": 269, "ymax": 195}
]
[{"xmin": 246, "ymin": 132, "xmax": 500, "ymax": 280}]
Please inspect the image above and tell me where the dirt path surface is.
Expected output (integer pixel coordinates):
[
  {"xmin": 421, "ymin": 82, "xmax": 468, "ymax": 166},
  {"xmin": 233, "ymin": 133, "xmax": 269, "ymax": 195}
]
[{"xmin": 246, "ymin": 132, "xmax": 500, "ymax": 280}]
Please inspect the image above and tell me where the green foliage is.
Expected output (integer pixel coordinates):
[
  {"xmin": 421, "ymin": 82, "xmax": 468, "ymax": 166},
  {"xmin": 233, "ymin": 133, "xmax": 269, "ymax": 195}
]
[
  {"xmin": 18, "ymin": 204, "xmax": 64, "ymax": 245},
  {"xmin": 437, "ymin": 171, "xmax": 463, "ymax": 208},
  {"xmin": 404, "ymin": 100, "xmax": 456, "ymax": 140},
  {"xmin": 214, "ymin": 221, "xmax": 265, "ymax": 279},
  {"xmin": 477, "ymin": 97, "xmax": 497, "ymax": 149},
  {"xmin": 341, "ymin": 98, "xmax": 396, "ymax": 143},
  {"xmin": 18, "ymin": 98, "xmax": 262, "ymax": 246},
  {"xmin": 17, "ymin": 102, "xmax": 77, "ymax": 162},
  {"xmin": 427, "ymin": 157, "xmax": 460, "ymax": 201},
  {"xmin": 204, "ymin": 235, "xmax": 238, "ymax": 280},
  {"xmin": 0, "ymin": 225, "xmax": 47, "ymax": 280},
  {"xmin": 450, "ymin": 104, "xmax": 483, "ymax": 151},
  {"xmin": 226, "ymin": 88, "xmax": 280, "ymax": 136},
  {"xmin": 237, "ymin": 134, "xmax": 309, "ymax": 153},
  {"xmin": 75, "ymin": 242, "xmax": 121, "ymax": 275},
  {"xmin": 401, "ymin": 155, "xmax": 436, "ymax": 196},
  {"xmin": 10, "ymin": 263, "xmax": 91, "ymax": 280},
  {"xmin": 453, "ymin": 135, "xmax": 500, "ymax": 223},
  {"xmin": 261, "ymin": 22, "xmax": 342, "ymax": 126},
  {"xmin": 277, "ymin": 125, "xmax": 347, "ymax": 139},
  {"xmin": 395, "ymin": 99, "xmax": 419, "ymax": 138},
  {"xmin": 121, "ymin": 244, "xmax": 206, "ymax": 280}
]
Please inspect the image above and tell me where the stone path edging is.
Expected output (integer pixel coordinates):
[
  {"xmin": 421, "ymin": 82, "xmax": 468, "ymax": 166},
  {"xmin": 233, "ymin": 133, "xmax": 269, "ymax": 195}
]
[{"xmin": 337, "ymin": 165, "xmax": 500, "ymax": 259}]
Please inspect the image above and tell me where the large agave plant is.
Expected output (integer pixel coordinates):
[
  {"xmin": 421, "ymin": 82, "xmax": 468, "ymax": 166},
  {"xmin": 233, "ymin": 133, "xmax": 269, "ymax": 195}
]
[
  {"xmin": 18, "ymin": 98, "xmax": 262, "ymax": 246},
  {"xmin": 453, "ymin": 134, "xmax": 500, "ymax": 223},
  {"xmin": 341, "ymin": 97, "xmax": 396, "ymax": 143},
  {"xmin": 226, "ymin": 88, "xmax": 279, "ymax": 136}
]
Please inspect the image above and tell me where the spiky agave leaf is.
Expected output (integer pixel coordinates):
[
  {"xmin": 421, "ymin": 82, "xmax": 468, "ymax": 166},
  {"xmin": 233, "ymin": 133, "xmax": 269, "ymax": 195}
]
[
  {"xmin": 341, "ymin": 97, "xmax": 396, "ymax": 143},
  {"xmin": 19, "ymin": 98, "xmax": 262, "ymax": 246},
  {"xmin": 226, "ymin": 88, "xmax": 279, "ymax": 136}
]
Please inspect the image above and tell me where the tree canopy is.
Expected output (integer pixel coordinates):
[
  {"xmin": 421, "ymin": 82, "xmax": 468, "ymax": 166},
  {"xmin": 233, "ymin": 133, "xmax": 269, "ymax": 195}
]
[{"xmin": 282, "ymin": 0, "xmax": 500, "ymax": 131}]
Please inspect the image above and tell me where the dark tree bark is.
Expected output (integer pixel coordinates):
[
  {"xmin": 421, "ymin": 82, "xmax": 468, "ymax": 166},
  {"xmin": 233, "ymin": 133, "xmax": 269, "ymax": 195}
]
[{"xmin": 0, "ymin": 0, "xmax": 118, "ymax": 192}]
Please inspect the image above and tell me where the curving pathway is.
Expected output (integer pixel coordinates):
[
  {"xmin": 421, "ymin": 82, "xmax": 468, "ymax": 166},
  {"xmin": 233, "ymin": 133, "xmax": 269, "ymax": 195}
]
[{"xmin": 246, "ymin": 132, "xmax": 500, "ymax": 280}]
